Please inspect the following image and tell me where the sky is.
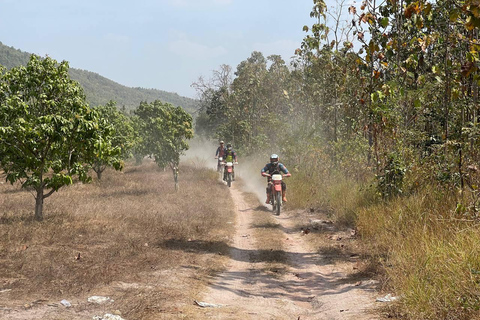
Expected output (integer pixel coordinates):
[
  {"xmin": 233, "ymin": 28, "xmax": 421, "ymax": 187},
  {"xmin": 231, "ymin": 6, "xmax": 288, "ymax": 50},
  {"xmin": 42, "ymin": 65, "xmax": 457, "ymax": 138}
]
[{"xmin": 0, "ymin": 0, "xmax": 347, "ymax": 99}]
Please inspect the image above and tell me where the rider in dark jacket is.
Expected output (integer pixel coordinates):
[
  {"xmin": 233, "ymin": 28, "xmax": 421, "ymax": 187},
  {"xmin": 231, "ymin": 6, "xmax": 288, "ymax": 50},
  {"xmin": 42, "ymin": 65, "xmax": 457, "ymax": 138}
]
[{"xmin": 261, "ymin": 154, "xmax": 291, "ymax": 203}]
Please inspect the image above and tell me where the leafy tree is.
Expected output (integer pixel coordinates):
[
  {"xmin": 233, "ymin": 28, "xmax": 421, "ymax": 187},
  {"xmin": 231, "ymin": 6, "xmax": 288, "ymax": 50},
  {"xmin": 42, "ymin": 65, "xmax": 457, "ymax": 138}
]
[
  {"xmin": 134, "ymin": 100, "xmax": 193, "ymax": 190},
  {"xmin": 91, "ymin": 101, "xmax": 135, "ymax": 179},
  {"xmin": 193, "ymin": 52, "xmax": 295, "ymax": 155},
  {"xmin": 130, "ymin": 114, "xmax": 147, "ymax": 165},
  {"xmin": 0, "ymin": 55, "xmax": 112, "ymax": 220}
]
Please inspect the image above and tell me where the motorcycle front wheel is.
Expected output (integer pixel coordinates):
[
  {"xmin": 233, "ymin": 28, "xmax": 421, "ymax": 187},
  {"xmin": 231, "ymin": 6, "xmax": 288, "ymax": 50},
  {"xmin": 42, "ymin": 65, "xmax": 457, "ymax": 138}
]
[
  {"xmin": 275, "ymin": 192, "xmax": 282, "ymax": 216},
  {"xmin": 227, "ymin": 172, "xmax": 232, "ymax": 187}
]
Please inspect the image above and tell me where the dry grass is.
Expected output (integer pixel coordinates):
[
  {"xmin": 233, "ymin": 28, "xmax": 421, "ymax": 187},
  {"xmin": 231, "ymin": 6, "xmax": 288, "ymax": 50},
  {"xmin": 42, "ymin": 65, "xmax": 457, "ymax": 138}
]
[
  {"xmin": 288, "ymin": 171, "xmax": 369, "ymax": 227},
  {"xmin": 357, "ymin": 187, "xmax": 480, "ymax": 319},
  {"xmin": 286, "ymin": 161, "xmax": 480, "ymax": 319},
  {"xmin": 288, "ymin": 165, "xmax": 480, "ymax": 319},
  {"xmin": 0, "ymin": 160, "xmax": 235, "ymax": 319}
]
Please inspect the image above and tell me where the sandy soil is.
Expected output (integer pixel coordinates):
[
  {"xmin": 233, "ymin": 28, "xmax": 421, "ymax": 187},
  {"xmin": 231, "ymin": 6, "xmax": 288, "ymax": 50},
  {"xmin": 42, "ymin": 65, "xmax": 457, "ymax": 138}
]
[{"xmin": 193, "ymin": 185, "xmax": 380, "ymax": 320}]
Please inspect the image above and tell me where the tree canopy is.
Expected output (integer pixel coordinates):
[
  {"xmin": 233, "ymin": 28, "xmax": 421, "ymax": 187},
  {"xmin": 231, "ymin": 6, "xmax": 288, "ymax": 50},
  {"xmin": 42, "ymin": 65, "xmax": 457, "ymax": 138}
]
[
  {"xmin": 134, "ymin": 100, "xmax": 193, "ymax": 190},
  {"xmin": 0, "ymin": 55, "xmax": 119, "ymax": 220}
]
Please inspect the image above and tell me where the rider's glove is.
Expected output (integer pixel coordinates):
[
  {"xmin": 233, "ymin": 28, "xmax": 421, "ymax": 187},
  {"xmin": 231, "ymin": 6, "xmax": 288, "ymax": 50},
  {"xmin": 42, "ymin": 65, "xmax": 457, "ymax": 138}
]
[{"xmin": 284, "ymin": 173, "xmax": 291, "ymax": 177}]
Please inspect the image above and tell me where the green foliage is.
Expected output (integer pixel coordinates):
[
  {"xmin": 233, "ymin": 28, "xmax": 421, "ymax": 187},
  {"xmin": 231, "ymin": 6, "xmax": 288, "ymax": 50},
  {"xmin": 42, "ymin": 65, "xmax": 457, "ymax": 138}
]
[
  {"xmin": 0, "ymin": 55, "xmax": 112, "ymax": 220},
  {"xmin": 194, "ymin": 52, "xmax": 292, "ymax": 155},
  {"xmin": 134, "ymin": 100, "xmax": 193, "ymax": 189},
  {"xmin": 91, "ymin": 101, "xmax": 136, "ymax": 179},
  {"xmin": 376, "ymin": 153, "xmax": 406, "ymax": 198}
]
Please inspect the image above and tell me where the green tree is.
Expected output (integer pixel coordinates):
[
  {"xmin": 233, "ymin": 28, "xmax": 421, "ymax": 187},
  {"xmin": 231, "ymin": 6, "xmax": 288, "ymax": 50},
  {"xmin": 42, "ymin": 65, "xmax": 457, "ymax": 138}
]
[
  {"xmin": 134, "ymin": 100, "xmax": 193, "ymax": 190},
  {"xmin": 91, "ymin": 101, "xmax": 135, "ymax": 179},
  {"xmin": 0, "ymin": 55, "xmax": 110, "ymax": 220}
]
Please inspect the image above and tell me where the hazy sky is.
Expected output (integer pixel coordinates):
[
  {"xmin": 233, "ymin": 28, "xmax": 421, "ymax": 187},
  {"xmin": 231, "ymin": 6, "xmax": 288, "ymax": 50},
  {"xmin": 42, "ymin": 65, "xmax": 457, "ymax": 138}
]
[{"xmin": 0, "ymin": 0, "xmax": 345, "ymax": 98}]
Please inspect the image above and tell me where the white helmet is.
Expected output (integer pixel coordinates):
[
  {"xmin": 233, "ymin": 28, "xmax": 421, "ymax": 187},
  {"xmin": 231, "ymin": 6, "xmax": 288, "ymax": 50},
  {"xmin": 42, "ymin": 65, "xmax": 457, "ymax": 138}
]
[{"xmin": 270, "ymin": 154, "xmax": 279, "ymax": 164}]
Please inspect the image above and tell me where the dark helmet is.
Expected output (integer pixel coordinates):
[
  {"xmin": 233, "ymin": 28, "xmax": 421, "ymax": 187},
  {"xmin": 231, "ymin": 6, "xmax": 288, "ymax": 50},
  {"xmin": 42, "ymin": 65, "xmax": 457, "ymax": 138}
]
[
  {"xmin": 227, "ymin": 143, "xmax": 232, "ymax": 150},
  {"xmin": 270, "ymin": 154, "xmax": 279, "ymax": 165}
]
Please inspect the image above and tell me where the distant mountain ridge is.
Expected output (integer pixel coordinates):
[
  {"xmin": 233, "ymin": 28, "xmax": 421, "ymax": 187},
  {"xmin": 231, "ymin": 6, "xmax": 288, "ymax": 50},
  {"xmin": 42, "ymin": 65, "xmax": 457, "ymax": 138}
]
[{"xmin": 0, "ymin": 42, "xmax": 199, "ymax": 114}]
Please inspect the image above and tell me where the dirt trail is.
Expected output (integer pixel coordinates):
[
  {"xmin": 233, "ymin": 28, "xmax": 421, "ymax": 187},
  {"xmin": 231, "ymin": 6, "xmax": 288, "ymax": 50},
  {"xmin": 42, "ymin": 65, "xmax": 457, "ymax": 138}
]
[{"xmin": 194, "ymin": 184, "xmax": 380, "ymax": 320}]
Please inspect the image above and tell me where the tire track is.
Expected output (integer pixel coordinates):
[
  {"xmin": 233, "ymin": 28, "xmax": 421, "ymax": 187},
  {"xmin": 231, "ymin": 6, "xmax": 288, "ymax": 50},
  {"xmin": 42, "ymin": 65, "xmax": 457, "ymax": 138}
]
[{"xmin": 195, "ymin": 184, "xmax": 379, "ymax": 320}]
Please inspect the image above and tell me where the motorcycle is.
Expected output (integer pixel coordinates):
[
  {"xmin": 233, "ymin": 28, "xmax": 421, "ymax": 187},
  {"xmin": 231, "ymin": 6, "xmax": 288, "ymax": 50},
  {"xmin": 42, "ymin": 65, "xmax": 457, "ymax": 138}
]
[
  {"xmin": 265, "ymin": 172, "xmax": 289, "ymax": 216},
  {"xmin": 220, "ymin": 161, "xmax": 237, "ymax": 187},
  {"xmin": 216, "ymin": 156, "xmax": 224, "ymax": 178}
]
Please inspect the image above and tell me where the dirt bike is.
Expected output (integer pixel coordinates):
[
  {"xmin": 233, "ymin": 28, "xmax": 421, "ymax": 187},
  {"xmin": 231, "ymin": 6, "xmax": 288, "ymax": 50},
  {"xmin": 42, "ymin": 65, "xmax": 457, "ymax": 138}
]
[
  {"xmin": 216, "ymin": 156, "xmax": 224, "ymax": 179},
  {"xmin": 221, "ymin": 161, "xmax": 237, "ymax": 187},
  {"xmin": 265, "ymin": 172, "xmax": 289, "ymax": 216}
]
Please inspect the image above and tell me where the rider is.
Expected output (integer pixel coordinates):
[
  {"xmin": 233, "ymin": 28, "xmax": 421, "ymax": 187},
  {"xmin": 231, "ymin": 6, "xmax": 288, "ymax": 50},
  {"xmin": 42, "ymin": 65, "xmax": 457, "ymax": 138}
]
[
  {"xmin": 261, "ymin": 154, "xmax": 291, "ymax": 203},
  {"xmin": 223, "ymin": 143, "xmax": 237, "ymax": 181},
  {"xmin": 215, "ymin": 141, "xmax": 226, "ymax": 171}
]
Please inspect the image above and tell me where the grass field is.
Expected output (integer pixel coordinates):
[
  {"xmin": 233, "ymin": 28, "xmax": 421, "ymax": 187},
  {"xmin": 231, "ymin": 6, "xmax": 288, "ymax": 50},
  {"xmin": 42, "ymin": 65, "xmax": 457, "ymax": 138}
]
[{"xmin": 0, "ymin": 160, "xmax": 235, "ymax": 319}]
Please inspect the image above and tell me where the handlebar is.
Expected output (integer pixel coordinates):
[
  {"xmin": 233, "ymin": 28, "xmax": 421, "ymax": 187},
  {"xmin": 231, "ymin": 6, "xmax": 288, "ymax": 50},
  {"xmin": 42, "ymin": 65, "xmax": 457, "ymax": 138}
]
[{"xmin": 262, "ymin": 173, "xmax": 291, "ymax": 177}]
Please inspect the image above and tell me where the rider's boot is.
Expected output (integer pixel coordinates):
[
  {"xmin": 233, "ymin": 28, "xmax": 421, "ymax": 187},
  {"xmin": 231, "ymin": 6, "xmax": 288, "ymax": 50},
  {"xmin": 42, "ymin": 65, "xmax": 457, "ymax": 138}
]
[
  {"xmin": 282, "ymin": 191, "xmax": 287, "ymax": 202},
  {"xmin": 232, "ymin": 171, "xmax": 235, "ymax": 181},
  {"xmin": 265, "ymin": 193, "xmax": 271, "ymax": 204}
]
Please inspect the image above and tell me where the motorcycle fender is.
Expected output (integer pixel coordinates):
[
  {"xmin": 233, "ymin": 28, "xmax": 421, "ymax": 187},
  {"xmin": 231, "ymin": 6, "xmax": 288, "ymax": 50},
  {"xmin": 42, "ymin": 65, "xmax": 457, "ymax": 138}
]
[
  {"xmin": 227, "ymin": 168, "xmax": 233, "ymax": 173},
  {"xmin": 274, "ymin": 184, "xmax": 282, "ymax": 192}
]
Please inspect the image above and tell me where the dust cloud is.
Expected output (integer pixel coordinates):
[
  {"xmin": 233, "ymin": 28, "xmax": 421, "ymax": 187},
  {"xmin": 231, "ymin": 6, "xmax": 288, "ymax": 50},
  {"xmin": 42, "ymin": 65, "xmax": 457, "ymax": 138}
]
[
  {"xmin": 182, "ymin": 138, "xmax": 270, "ymax": 205},
  {"xmin": 182, "ymin": 137, "xmax": 218, "ymax": 171},
  {"xmin": 235, "ymin": 157, "xmax": 269, "ymax": 205}
]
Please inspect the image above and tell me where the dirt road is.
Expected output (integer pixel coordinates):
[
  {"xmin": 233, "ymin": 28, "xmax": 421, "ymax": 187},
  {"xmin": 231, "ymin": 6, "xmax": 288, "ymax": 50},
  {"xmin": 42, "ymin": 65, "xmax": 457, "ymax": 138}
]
[{"xmin": 193, "ymin": 184, "xmax": 380, "ymax": 320}]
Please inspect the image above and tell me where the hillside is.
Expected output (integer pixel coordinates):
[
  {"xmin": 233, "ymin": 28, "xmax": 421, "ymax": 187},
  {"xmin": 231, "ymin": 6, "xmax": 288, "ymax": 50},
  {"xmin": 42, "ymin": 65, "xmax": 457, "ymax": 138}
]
[{"xmin": 0, "ymin": 42, "xmax": 199, "ymax": 114}]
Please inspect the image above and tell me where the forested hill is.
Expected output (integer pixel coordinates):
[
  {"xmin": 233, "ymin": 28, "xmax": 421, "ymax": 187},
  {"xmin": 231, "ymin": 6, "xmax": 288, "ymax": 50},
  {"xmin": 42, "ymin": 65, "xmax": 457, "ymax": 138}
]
[{"xmin": 0, "ymin": 42, "xmax": 199, "ymax": 114}]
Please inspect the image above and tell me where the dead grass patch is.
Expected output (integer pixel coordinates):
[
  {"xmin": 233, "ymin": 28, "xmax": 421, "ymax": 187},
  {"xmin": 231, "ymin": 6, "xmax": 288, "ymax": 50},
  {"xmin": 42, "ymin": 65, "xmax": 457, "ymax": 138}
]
[
  {"xmin": 357, "ymin": 189, "xmax": 480, "ymax": 319},
  {"xmin": 0, "ymin": 160, "xmax": 235, "ymax": 319}
]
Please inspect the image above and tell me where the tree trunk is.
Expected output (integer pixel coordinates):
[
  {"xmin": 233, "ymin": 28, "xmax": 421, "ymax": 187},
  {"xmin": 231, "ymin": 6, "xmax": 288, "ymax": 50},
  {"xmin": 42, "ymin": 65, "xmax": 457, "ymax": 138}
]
[
  {"xmin": 35, "ymin": 188, "xmax": 44, "ymax": 221},
  {"xmin": 93, "ymin": 163, "xmax": 105, "ymax": 180},
  {"xmin": 171, "ymin": 163, "xmax": 179, "ymax": 192},
  {"xmin": 444, "ymin": 0, "xmax": 451, "ymax": 141},
  {"xmin": 135, "ymin": 154, "xmax": 143, "ymax": 165}
]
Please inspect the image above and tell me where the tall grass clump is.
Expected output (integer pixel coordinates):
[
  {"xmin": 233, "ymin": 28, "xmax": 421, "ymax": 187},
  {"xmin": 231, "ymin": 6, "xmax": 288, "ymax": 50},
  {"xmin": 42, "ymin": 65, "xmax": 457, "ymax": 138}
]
[{"xmin": 357, "ymin": 186, "xmax": 480, "ymax": 319}]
